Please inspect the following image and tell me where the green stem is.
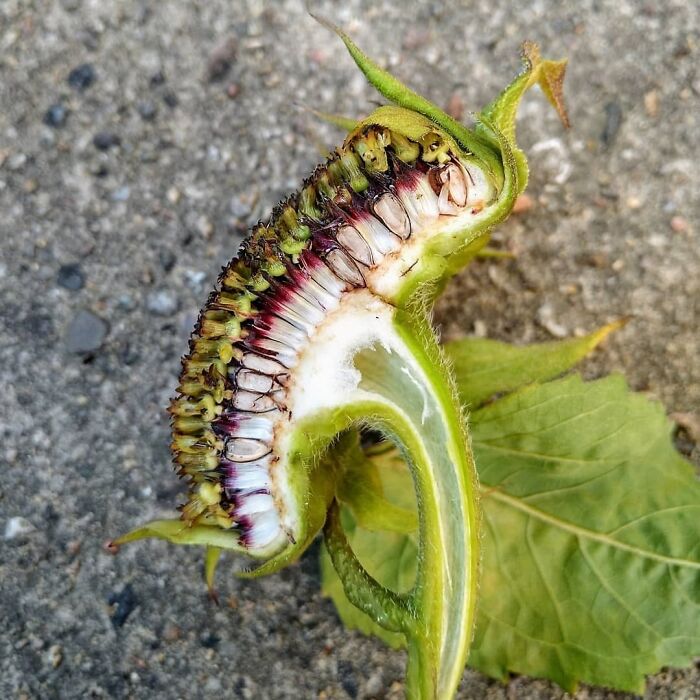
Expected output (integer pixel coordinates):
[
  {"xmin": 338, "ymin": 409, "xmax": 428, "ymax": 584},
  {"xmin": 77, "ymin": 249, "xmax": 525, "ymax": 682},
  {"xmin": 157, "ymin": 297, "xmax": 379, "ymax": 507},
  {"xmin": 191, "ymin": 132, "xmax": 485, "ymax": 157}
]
[
  {"xmin": 324, "ymin": 500, "xmax": 412, "ymax": 633},
  {"xmin": 323, "ymin": 306, "xmax": 481, "ymax": 699}
]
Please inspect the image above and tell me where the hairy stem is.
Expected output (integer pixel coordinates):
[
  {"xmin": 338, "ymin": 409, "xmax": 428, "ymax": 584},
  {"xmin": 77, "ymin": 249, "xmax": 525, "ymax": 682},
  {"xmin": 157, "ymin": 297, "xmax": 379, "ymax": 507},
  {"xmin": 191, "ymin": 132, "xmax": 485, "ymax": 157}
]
[{"xmin": 317, "ymin": 302, "xmax": 480, "ymax": 699}]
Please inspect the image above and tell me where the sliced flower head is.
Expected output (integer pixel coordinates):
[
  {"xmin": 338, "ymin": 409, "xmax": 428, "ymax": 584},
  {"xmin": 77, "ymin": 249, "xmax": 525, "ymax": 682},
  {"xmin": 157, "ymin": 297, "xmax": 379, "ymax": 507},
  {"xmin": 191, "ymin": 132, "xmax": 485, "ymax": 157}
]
[{"xmin": 111, "ymin": 19, "xmax": 567, "ymax": 700}]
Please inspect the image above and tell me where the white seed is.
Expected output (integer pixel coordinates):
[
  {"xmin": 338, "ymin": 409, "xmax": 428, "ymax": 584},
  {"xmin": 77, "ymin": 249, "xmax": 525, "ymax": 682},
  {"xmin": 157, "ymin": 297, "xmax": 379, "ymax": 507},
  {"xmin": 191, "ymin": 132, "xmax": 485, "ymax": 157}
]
[
  {"xmin": 257, "ymin": 315, "xmax": 307, "ymax": 346},
  {"xmin": 226, "ymin": 437, "xmax": 271, "ymax": 462},
  {"xmin": 233, "ymin": 391, "xmax": 278, "ymax": 413},
  {"xmin": 326, "ymin": 248, "xmax": 366, "ymax": 287},
  {"xmin": 226, "ymin": 466, "xmax": 271, "ymax": 492},
  {"xmin": 251, "ymin": 337, "xmax": 297, "ymax": 367},
  {"xmin": 226, "ymin": 413, "xmax": 276, "ymax": 440},
  {"xmin": 241, "ymin": 352, "xmax": 286, "ymax": 376},
  {"xmin": 274, "ymin": 291, "xmax": 325, "ymax": 330},
  {"xmin": 298, "ymin": 274, "xmax": 340, "ymax": 310},
  {"xmin": 236, "ymin": 369, "xmax": 275, "ymax": 394},
  {"xmin": 302, "ymin": 254, "xmax": 348, "ymax": 295},
  {"xmin": 270, "ymin": 300, "xmax": 316, "ymax": 335},
  {"xmin": 337, "ymin": 225, "xmax": 374, "ymax": 266},
  {"xmin": 354, "ymin": 213, "xmax": 401, "ymax": 255},
  {"xmin": 236, "ymin": 492, "xmax": 276, "ymax": 516},
  {"xmin": 439, "ymin": 162, "xmax": 468, "ymax": 208},
  {"xmin": 398, "ymin": 174, "xmax": 440, "ymax": 224},
  {"xmin": 373, "ymin": 193, "xmax": 411, "ymax": 239},
  {"xmin": 242, "ymin": 509, "xmax": 283, "ymax": 548},
  {"xmin": 438, "ymin": 183, "xmax": 461, "ymax": 216}
]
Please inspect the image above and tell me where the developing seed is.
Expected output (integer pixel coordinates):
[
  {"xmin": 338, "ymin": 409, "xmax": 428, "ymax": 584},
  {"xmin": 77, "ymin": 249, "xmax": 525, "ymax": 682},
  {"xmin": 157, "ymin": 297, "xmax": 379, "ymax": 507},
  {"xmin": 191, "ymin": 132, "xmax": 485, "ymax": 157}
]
[
  {"xmin": 254, "ymin": 315, "xmax": 307, "ymax": 347},
  {"xmin": 325, "ymin": 249, "xmax": 366, "ymax": 287},
  {"xmin": 235, "ymin": 492, "xmax": 276, "ymax": 517},
  {"xmin": 353, "ymin": 213, "xmax": 401, "ymax": 255},
  {"xmin": 224, "ymin": 414, "xmax": 275, "ymax": 440},
  {"xmin": 249, "ymin": 337, "xmax": 298, "ymax": 367},
  {"xmin": 225, "ymin": 438, "xmax": 271, "ymax": 462},
  {"xmin": 233, "ymin": 391, "xmax": 278, "ymax": 413},
  {"xmin": 236, "ymin": 369, "xmax": 276, "ymax": 394},
  {"xmin": 337, "ymin": 225, "xmax": 374, "ymax": 266},
  {"xmin": 372, "ymin": 193, "xmax": 411, "ymax": 239},
  {"xmin": 241, "ymin": 352, "xmax": 286, "ymax": 375},
  {"xmin": 442, "ymin": 163, "xmax": 468, "ymax": 207},
  {"xmin": 398, "ymin": 173, "xmax": 440, "ymax": 224}
]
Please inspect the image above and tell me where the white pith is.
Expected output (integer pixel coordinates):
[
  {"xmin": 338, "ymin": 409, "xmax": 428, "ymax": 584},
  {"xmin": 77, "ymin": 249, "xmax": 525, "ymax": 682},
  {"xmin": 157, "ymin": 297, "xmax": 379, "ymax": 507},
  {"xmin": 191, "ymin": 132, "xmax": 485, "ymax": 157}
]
[{"xmin": 220, "ymin": 157, "xmax": 494, "ymax": 555}]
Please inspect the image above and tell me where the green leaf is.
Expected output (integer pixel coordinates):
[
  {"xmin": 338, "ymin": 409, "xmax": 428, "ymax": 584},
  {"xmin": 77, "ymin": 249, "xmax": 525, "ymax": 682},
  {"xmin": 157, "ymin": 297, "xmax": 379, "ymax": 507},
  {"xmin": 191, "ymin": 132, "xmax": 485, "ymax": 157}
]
[
  {"xmin": 471, "ymin": 374, "xmax": 700, "ymax": 692},
  {"xmin": 445, "ymin": 320, "xmax": 625, "ymax": 408},
  {"xmin": 336, "ymin": 433, "xmax": 418, "ymax": 533},
  {"xmin": 321, "ymin": 374, "xmax": 700, "ymax": 693}
]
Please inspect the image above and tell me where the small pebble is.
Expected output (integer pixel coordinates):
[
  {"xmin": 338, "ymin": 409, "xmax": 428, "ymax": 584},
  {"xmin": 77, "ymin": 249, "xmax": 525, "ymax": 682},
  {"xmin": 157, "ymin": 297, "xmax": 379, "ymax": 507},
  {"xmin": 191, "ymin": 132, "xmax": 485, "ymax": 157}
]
[
  {"xmin": 601, "ymin": 101, "xmax": 623, "ymax": 149},
  {"xmin": 226, "ymin": 83, "xmax": 240, "ymax": 99},
  {"xmin": 199, "ymin": 632, "xmax": 220, "ymax": 649},
  {"xmin": 111, "ymin": 185, "xmax": 130, "ymax": 202},
  {"xmin": 162, "ymin": 90, "xmax": 178, "ymax": 108},
  {"xmin": 473, "ymin": 319, "xmax": 487, "ymax": 337},
  {"xmin": 146, "ymin": 290, "xmax": 179, "ymax": 316},
  {"xmin": 158, "ymin": 248, "xmax": 176, "ymax": 272},
  {"xmin": 229, "ymin": 195, "xmax": 251, "ymax": 219},
  {"xmin": 117, "ymin": 294, "xmax": 137, "ymax": 312},
  {"xmin": 149, "ymin": 70, "xmax": 166, "ymax": 86},
  {"xmin": 136, "ymin": 100, "xmax": 157, "ymax": 121},
  {"xmin": 512, "ymin": 193, "xmax": 534, "ymax": 214},
  {"xmin": 204, "ymin": 677, "xmax": 222, "ymax": 692},
  {"xmin": 4, "ymin": 516, "xmax": 34, "ymax": 540},
  {"xmin": 671, "ymin": 412, "xmax": 700, "ymax": 444},
  {"xmin": 445, "ymin": 92, "xmax": 464, "ymax": 121},
  {"xmin": 338, "ymin": 660, "xmax": 358, "ymax": 699},
  {"xmin": 57, "ymin": 263, "xmax": 85, "ymax": 291},
  {"xmin": 108, "ymin": 584, "xmax": 138, "ymax": 628},
  {"xmin": 644, "ymin": 89, "xmax": 659, "ymax": 118},
  {"xmin": 207, "ymin": 36, "xmax": 237, "ymax": 81},
  {"xmin": 93, "ymin": 131, "xmax": 121, "ymax": 151},
  {"xmin": 402, "ymin": 28, "xmax": 431, "ymax": 50},
  {"xmin": 7, "ymin": 152, "xmax": 27, "ymax": 170},
  {"xmin": 307, "ymin": 48, "xmax": 328, "ymax": 65},
  {"xmin": 184, "ymin": 269, "xmax": 207, "ymax": 290},
  {"xmin": 363, "ymin": 669, "xmax": 384, "ymax": 697},
  {"xmin": 166, "ymin": 186, "xmax": 181, "ymax": 204},
  {"xmin": 537, "ymin": 303, "xmax": 568, "ymax": 338},
  {"xmin": 670, "ymin": 215, "xmax": 688, "ymax": 233},
  {"xmin": 197, "ymin": 215, "xmax": 214, "ymax": 239},
  {"xmin": 43, "ymin": 103, "xmax": 68, "ymax": 128},
  {"xmin": 67, "ymin": 63, "xmax": 96, "ymax": 91},
  {"xmin": 162, "ymin": 623, "xmax": 182, "ymax": 642},
  {"xmin": 119, "ymin": 341, "xmax": 139, "ymax": 366},
  {"xmin": 65, "ymin": 310, "xmax": 109, "ymax": 353},
  {"xmin": 48, "ymin": 644, "xmax": 63, "ymax": 669}
]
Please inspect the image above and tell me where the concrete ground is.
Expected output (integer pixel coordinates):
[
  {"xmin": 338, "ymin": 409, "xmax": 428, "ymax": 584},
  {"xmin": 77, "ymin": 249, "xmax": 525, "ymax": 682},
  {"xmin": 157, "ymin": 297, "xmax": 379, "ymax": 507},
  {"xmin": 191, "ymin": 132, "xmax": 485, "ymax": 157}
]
[{"xmin": 1, "ymin": 0, "xmax": 698, "ymax": 698}]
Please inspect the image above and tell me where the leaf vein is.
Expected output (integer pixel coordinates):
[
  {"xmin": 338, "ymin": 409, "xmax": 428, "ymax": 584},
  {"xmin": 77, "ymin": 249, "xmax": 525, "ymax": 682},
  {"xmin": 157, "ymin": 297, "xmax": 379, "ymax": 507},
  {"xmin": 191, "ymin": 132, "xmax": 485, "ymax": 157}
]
[{"xmin": 485, "ymin": 488, "xmax": 700, "ymax": 570}]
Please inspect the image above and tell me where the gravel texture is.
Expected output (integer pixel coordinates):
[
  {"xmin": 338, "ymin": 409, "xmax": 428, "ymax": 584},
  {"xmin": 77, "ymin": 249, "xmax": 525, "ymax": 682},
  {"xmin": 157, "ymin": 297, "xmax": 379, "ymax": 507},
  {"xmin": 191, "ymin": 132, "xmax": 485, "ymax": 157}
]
[{"xmin": 1, "ymin": 1, "xmax": 698, "ymax": 698}]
